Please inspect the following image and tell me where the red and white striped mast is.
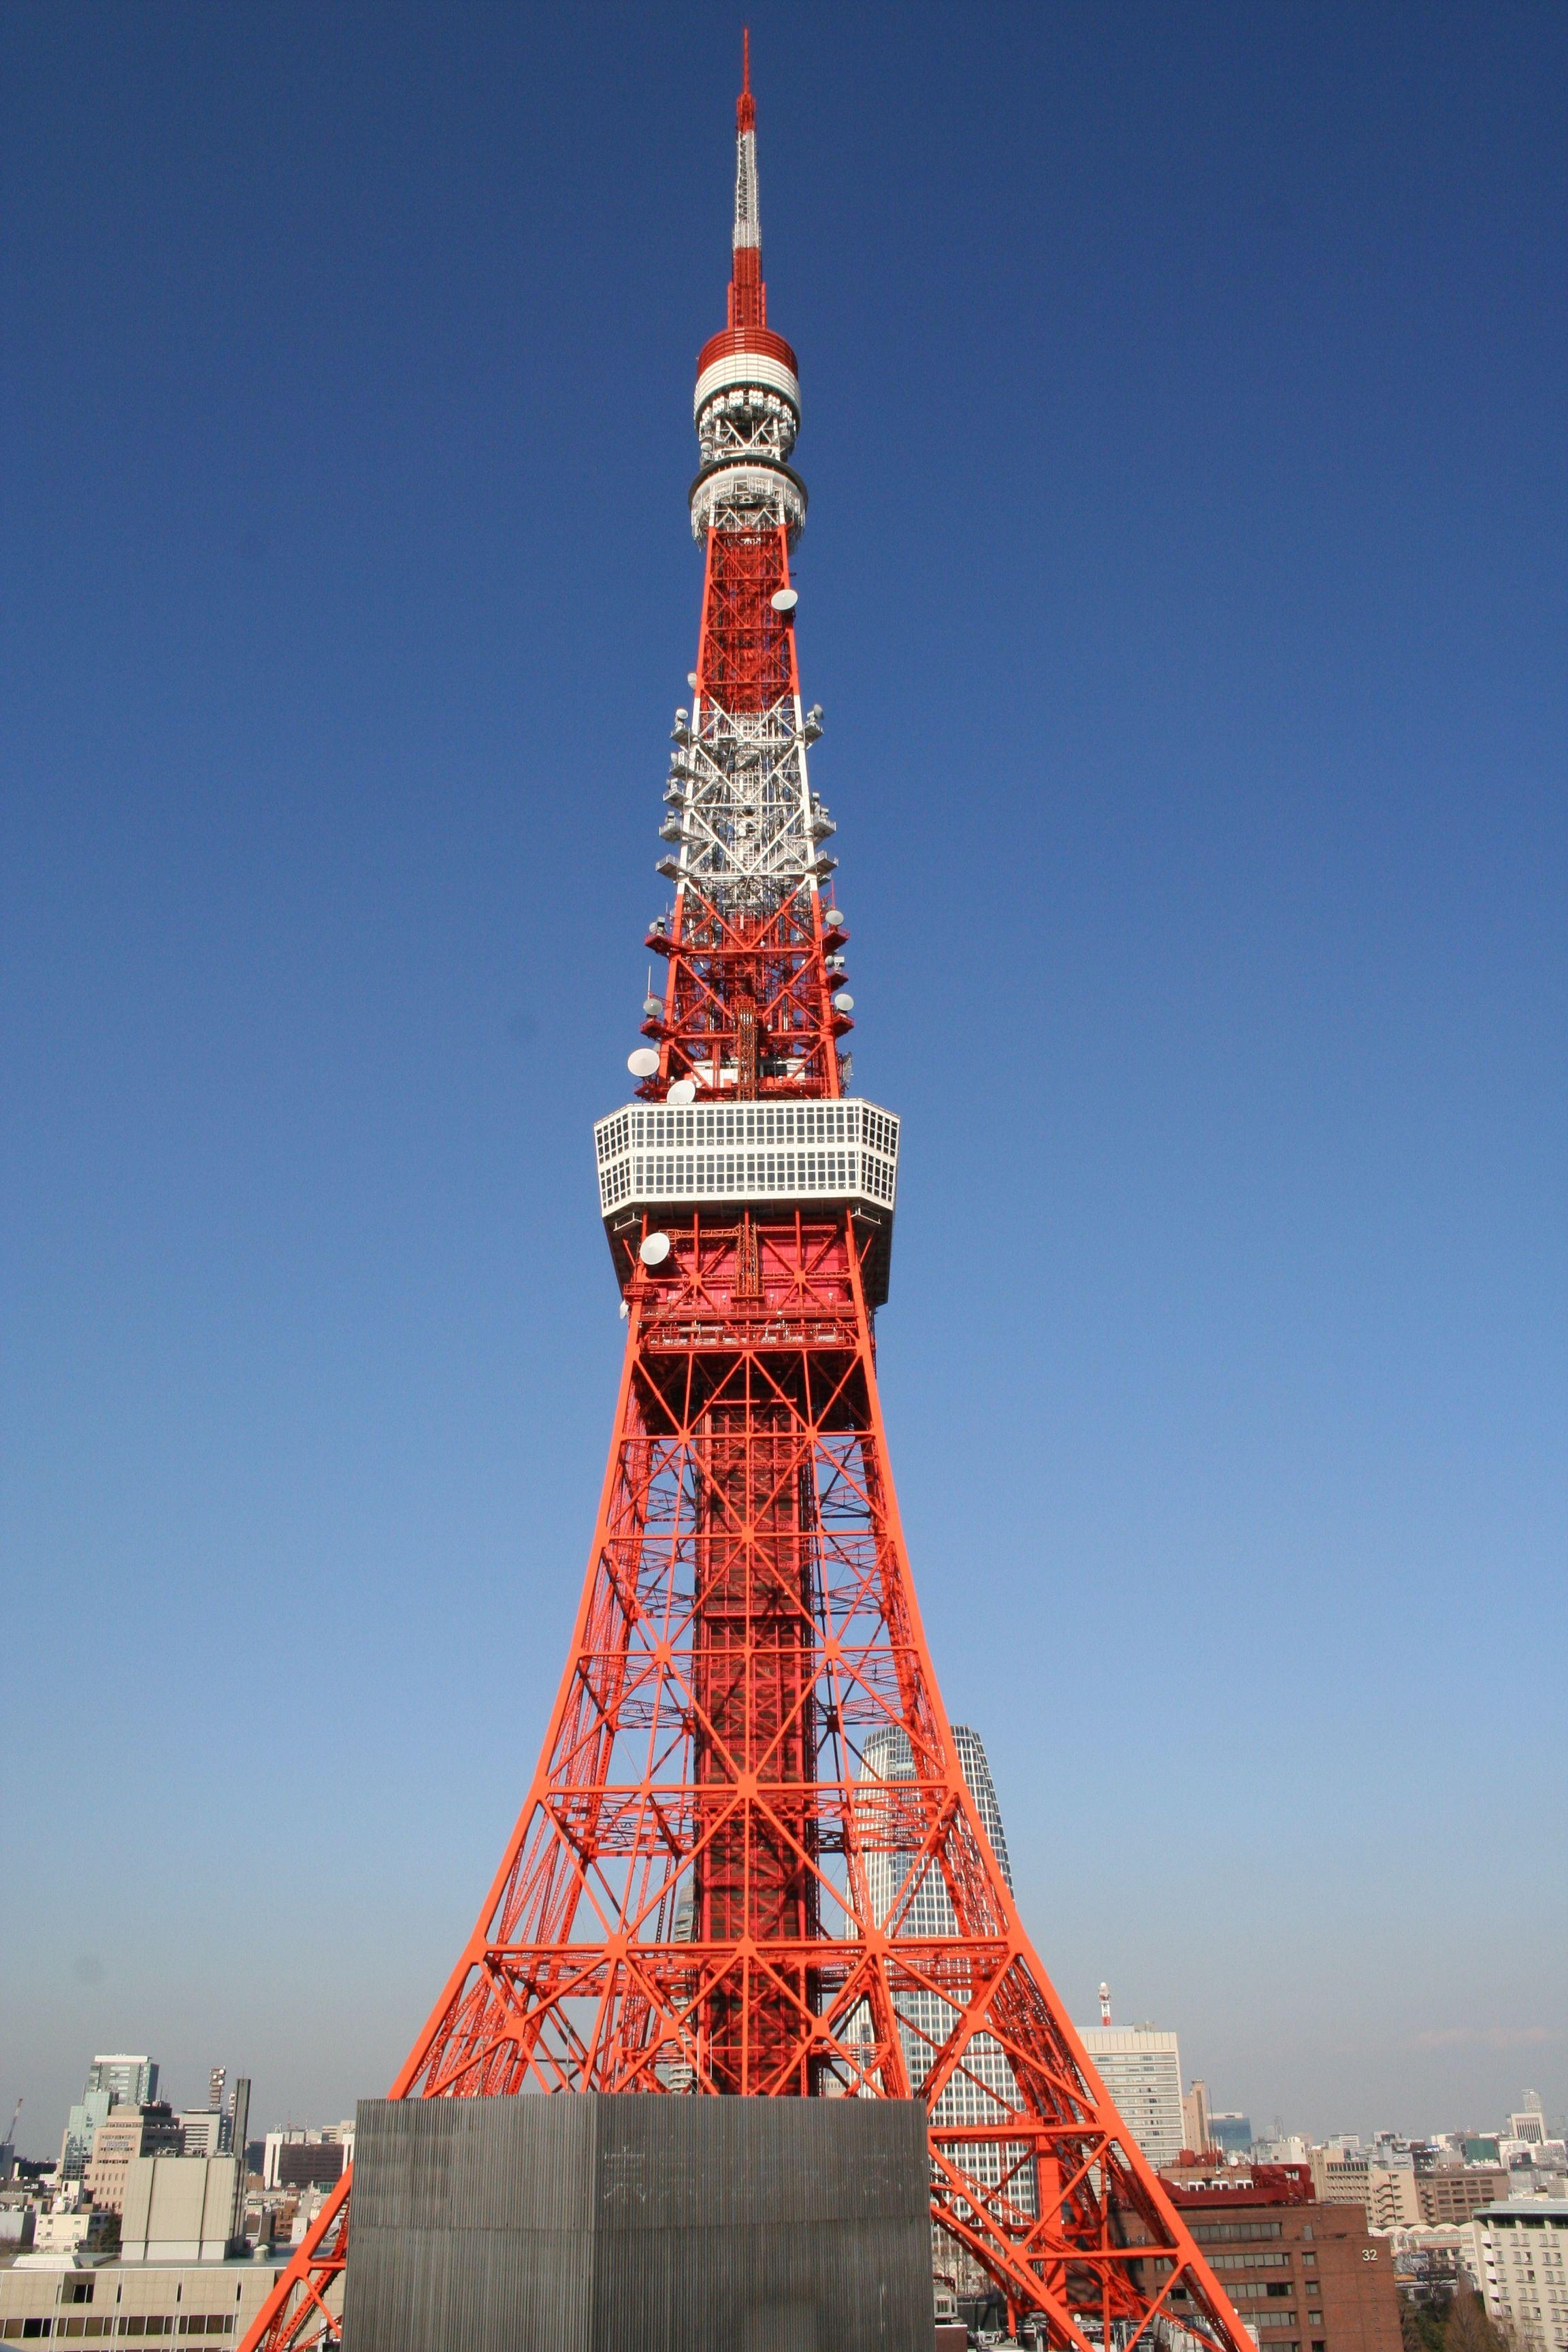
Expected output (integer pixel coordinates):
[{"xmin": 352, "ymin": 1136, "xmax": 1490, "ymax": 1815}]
[{"xmin": 640, "ymin": 25, "xmax": 849, "ymax": 1122}]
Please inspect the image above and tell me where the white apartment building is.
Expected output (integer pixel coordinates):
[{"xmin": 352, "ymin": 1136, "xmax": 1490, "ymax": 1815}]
[
  {"xmin": 1078, "ymin": 2025, "xmax": 1185, "ymax": 2170},
  {"xmin": 1469, "ymin": 2202, "xmax": 1568, "ymax": 2352}
]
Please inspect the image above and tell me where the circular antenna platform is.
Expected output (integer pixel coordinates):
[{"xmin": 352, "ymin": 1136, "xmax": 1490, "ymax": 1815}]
[
  {"xmin": 627, "ymin": 1047, "xmax": 660, "ymax": 1078},
  {"xmin": 639, "ymin": 1232, "xmax": 672, "ymax": 1269},
  {"xmin": 771, "ymin": 589, "xmax": 798, "ymax": 614},
  {"xmin": 666, "ymin": 1079, "xmax": 696, "ymax": 1107}
]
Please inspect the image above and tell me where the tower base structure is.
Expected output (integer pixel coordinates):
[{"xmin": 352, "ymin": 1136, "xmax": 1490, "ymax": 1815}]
[{"xmin": 339, "ymin": 2093, "xmax": 933, "ymax": 2352}]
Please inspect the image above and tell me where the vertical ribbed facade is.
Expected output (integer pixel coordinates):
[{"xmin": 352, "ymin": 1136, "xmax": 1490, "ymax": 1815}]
[{"xmin": 341, "ymin": 2095, "xmax": 933, "ymax": 2352}]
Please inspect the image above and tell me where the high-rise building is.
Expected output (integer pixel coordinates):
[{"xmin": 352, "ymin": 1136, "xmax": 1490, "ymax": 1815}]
[
  {"xmin": 1079, "ymin": 2024, "xmax": 1186, "ymax": 2170},
  {"xmin": 1213, "ymin": 2113, "xmax": 1255, "ymax": 2158},
  {"xmin": 858, "ymin": 1725, "xmax": 1035, "ymax": 2267},
  {"xmin": 1183, "ymin": 2080, "xmax": 1212, "ymax": 2157},
  {"xmin": 58, "ymin": 2089, "xmax": 114, "ymax": 2181},
  {"xmin": 82, "ymin": 2104, "xmax": 182, "ymax": 2214},
  {"xmin": 84, "ymin": 2055, "xmax": 159, "ymax": 2108},
  {"xmin": 180, "ymin": 2110, "xmax": 224, "ymax": 2159}
]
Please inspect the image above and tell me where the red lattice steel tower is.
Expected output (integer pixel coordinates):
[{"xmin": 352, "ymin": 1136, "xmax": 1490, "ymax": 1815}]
[{"xmin": 243, "ymin": 48, "xmax": 1256, "ymax": 2352}]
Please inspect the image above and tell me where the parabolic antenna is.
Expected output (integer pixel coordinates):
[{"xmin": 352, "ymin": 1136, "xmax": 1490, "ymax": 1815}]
[
  {"xmin": 627, "ymin": 1047, "xmax": 660, "ymax": 1078},
  {"xmin": 771, "ymin": 588, "xmax": 798, "ymax": 614},
  {"xmin": 638, "ymin": 1232, "xmax": 672, "ymax": 1269},
  {"xmin": 667, "ymin": 1079, "xmax": 697, "ymax": 1107}
]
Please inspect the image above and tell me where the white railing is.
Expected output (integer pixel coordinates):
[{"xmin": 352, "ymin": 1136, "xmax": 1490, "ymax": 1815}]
[{"xmin": 593, "ymin": 1096, "xmax": 900, "ymax": 1220}]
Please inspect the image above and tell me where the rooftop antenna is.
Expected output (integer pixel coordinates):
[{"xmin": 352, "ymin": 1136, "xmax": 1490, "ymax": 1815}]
[{"xmin": 1099, "ymin": 1982, "xmax": 1112, "ymax": 2026}]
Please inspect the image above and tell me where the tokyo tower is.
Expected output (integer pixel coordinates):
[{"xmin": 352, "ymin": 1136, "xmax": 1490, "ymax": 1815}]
[{"xmin": 244, "ymin": 46, "xmax": 1256, "ymax": 2352}]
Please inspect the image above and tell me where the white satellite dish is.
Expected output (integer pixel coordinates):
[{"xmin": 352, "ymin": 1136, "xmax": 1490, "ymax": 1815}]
[
  {"xmin": 627, "ymin": 1047, "xmax": 660, "ymax": 1078},
  {"xmin": 771, "ymin": 589, "xmax": 798, "ymax": 614},
  {"xmin": 832, "ymin": 992, "xmax": 855, "ymax": 1013},
  {"xmin": 639, "ymin": 1232, "xmax": 672, "ymax": 1269},
  {"xmin": 667, "ymin": 1079, "xmax": 696, "ymax": 1106},
  {"xmin": 823, "ymin": 907, "xmax": 845, "ymax": 929}
]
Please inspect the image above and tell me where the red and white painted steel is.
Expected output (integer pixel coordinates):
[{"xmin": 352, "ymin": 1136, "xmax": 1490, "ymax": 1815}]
[{"xmin": 239, "ymin": 46, "xmax": 1257, "ymax": 2352}]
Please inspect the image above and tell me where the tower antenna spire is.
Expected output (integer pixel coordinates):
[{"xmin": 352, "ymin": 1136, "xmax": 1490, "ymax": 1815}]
[{"xmin": 729, "ymin": 28, "xmax": 764, "ymax": 327}]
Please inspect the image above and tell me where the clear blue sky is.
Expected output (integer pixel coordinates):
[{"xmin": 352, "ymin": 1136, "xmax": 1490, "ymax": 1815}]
[{"xmin": 3, "ymin": 1, "xmax": 1564, "ymax": 2154}]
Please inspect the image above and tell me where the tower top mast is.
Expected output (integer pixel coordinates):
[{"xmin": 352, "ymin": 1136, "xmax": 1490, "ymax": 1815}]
[{"xmin": 730, "ymin": 30, "xmax": 764, "ymax": 329}]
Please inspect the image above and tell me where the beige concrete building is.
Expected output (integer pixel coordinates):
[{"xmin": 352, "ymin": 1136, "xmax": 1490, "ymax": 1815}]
[
  {"xmin": 120, "ymin": 2161, "xmax": 242, "ymax": 2266},
  {"xmin": 0, "ymin": 2258, "xmax": 289, "ymax": 2345},
  {"xmin": 1311, "ymin": 2148, "xmax": 1372, "ymax": 2208},
  {"xmin": 1367, "ymin": 2168, "xmax": 1422, "ymax": 2230},
  {"xmin": 82, "ymin": 2117, "xmax": 180, "ymax": 2219}
]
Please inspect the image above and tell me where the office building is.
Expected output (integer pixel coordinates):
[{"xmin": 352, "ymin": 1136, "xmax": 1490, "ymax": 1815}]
[
  {"xmin": 857, "ymin": 1723, "xmax": 1036, "ymax": 2274},
  {"xmin": 261, "ymin": 2125, "xmax": 355, "ymax": 2193},
  {"xmin": 1183, "ymin": 2080, "xmax": 1212, "ymax": 2156},
  {"xmin": 1160, "ymin": 2178, "xmax": 1401, "ymax": 2352},
  {"xmin": 1311, "ymin": 2149, "xmax": 1372, "ymax": 2209},
  {"xmin": 0, "ymin": 2258, "xmax": 289, "ymax": 2342},
  {"xmin": 57, "ymin": 2093, "xmax": 114, "ymax": 2183},
  {"xmin": 1079, "ymin": 2024, "xmax": 1185, "ymax": 2170},
  {"xmin": 82, "ymin": 2108, "xmax": 182, "ymax": 2215},
  {"xmin": 1213, "ymin": 2112, "xmax": 1255, "ymax": 2159},
  {"xmin": 1469, "ymin": 2202, "xmax": 1568, "ymax": 2352},
  {"xmin": 1416, "ymin": 2167, "xmax": 1510, "ymax": 2227},
  {"xmin": 84, "ymin": 2058, "xmax": 159, "ymax": 2110}
]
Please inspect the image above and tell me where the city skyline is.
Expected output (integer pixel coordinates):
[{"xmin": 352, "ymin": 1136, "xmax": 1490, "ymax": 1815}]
[{"xmin": 3, "ymin": 1, "xmax": 1563, "ymax": 2155}]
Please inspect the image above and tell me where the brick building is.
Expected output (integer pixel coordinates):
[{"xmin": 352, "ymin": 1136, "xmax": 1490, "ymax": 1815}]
[{"xmin": 1156, "ymin": 2174, "xmax": 1402, "ymax": 2352}]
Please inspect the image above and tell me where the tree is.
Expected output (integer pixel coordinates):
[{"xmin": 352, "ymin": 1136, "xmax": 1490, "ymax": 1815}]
[{"xmin": 1446, "ymin": 2281, "xmax": 1512, "ymax": 2352}]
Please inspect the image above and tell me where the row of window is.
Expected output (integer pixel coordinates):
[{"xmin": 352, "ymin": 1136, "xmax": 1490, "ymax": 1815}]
[
  {"xmin": 1209, "ymin": 2252, "xmax": 1313, "ymax": 2273},
  {"xmin": 1191, "ymin": 2221, "xmax": 1287, "ymax": 2244},
  {"xmin": 598, "ymin": 1149, "xmax": 898, "ymax": 1213},
  {"xmin": 597, "ymin": 1101, "xmax": 894, "ymax": 1160},
  {"xmin": 1, "ymin": 2323, "xmax": 237, "ymax": 2342}
]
